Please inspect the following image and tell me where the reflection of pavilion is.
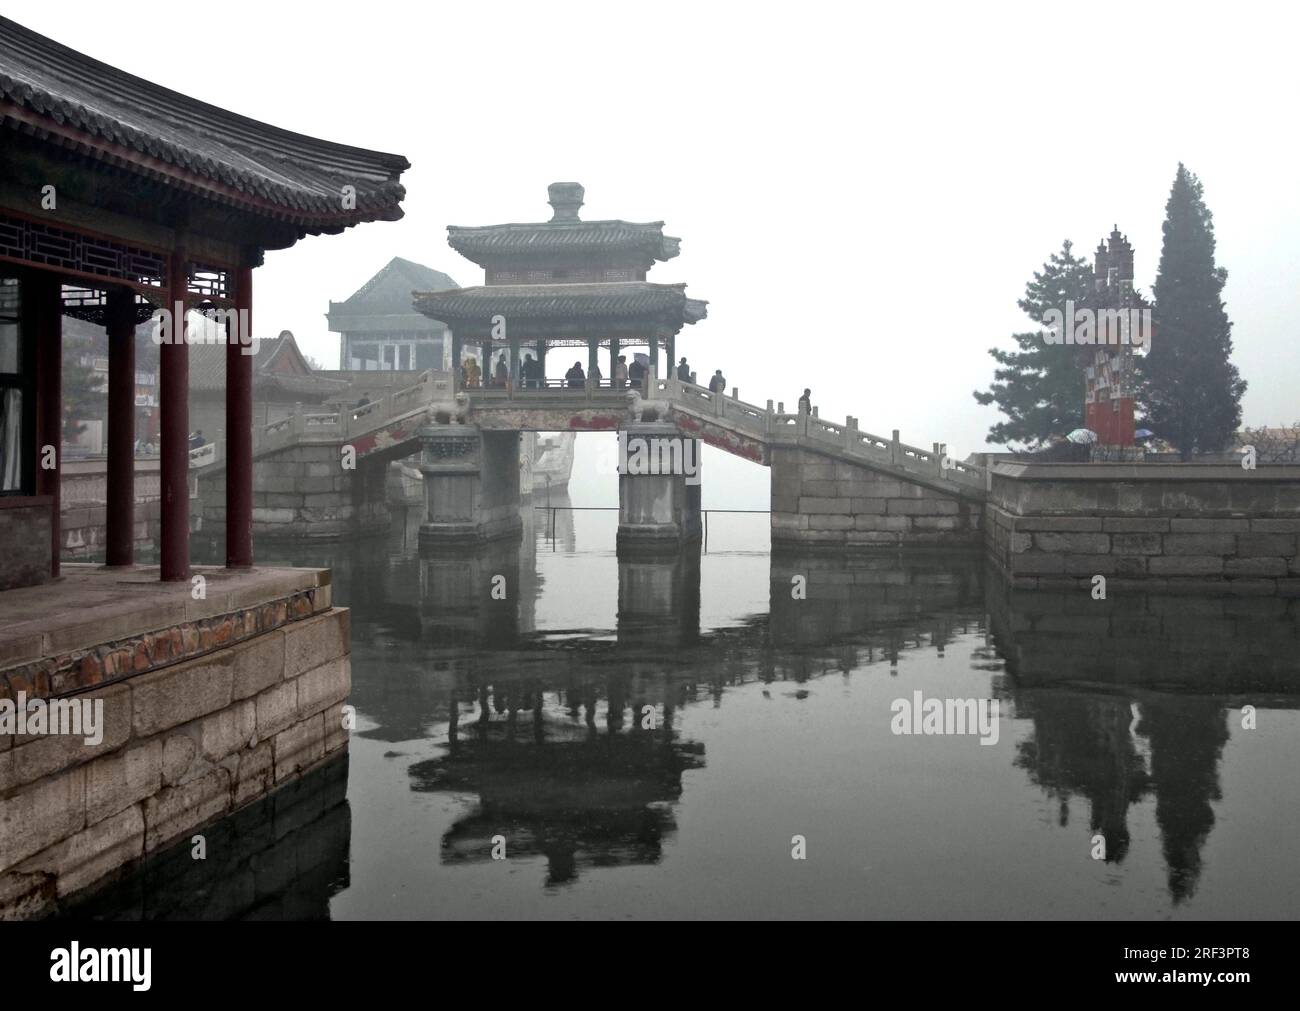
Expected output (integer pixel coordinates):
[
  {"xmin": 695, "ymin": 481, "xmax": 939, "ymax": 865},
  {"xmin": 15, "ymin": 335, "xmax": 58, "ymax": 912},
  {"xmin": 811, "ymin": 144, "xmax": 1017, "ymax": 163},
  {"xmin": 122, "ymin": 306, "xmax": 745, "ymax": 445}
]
[{"xmin": 409, "ymin": 690, "xmax": 704, "ymax": 885}]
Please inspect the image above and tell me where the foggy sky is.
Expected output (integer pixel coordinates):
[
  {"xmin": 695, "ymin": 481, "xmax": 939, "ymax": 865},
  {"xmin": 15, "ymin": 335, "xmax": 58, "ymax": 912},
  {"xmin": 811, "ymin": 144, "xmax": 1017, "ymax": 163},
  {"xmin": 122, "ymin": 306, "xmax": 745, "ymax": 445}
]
[{"xmin": 16, "ymin": 1, "xmax": 1300, "ymax": 507}]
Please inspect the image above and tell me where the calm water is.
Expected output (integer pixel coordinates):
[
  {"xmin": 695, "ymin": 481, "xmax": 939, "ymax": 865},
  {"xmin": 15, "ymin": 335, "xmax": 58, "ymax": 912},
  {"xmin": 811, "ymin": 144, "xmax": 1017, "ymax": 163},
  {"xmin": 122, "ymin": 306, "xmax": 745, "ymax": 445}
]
[{"xmin": 74, "ymin": 503, "xmax": 1300, "ymax": 920}]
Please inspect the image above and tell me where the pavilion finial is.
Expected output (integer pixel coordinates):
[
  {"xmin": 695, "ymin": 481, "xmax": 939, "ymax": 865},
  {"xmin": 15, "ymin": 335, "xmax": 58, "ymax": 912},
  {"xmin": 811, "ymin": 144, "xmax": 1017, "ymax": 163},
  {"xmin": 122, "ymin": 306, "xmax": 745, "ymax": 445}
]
[{"xmin": 548, "ymin": 182, "xmax": 584, "ymax": 222}]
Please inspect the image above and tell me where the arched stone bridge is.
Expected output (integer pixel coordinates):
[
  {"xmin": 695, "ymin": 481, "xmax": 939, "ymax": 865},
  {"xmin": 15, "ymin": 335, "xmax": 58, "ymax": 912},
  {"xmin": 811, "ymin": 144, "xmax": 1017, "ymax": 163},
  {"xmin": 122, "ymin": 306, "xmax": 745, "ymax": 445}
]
[{"xmin": 192, "ymin": 370, "xmax": 987, "ymax": 549}]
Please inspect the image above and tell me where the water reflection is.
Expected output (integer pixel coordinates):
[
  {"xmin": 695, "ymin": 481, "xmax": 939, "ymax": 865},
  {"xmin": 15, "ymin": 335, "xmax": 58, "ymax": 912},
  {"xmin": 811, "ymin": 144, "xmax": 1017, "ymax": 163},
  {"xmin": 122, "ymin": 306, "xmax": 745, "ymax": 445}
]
[
  {"xmin": 75, "ymin": 508, "xmax": 1300, "ymax": 919},
  {"xmin": 985, "ymin": 582, "xmax": 1296, "ymax": 905},
  {"xmin": 71, "ymin": 756, "xmax": 351, "ymax": 920}
]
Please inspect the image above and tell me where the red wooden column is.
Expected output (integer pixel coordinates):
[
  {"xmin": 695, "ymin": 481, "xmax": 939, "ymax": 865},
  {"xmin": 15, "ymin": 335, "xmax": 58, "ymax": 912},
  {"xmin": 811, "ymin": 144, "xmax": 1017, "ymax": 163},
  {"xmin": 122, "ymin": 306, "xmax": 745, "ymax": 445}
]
[
  {"xmin": 105, "ymin": 288, "xmax": 136, "ymax": 566},
  {"xmin": 159, "ymin": 249, "xmax": 190, "ymax": 581},
  {"xmin": 32, "ymin": 273, "xmax": 62, "ymax": 578},
  {"xmin": 225, "ymin": 264, "xmax": 253, "ymax": 567}
]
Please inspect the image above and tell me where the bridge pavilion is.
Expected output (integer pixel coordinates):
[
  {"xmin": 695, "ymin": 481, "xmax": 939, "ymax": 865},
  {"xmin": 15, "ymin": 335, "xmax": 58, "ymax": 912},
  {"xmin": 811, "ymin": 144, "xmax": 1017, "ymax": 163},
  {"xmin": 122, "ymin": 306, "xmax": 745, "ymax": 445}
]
[
  {"xmin": 414, "ymin": 182, "xmax": 707, "ymax": 389},
  {"xmin": 0, "ymin": 15, "xmax": 407, "ymax": 588}
]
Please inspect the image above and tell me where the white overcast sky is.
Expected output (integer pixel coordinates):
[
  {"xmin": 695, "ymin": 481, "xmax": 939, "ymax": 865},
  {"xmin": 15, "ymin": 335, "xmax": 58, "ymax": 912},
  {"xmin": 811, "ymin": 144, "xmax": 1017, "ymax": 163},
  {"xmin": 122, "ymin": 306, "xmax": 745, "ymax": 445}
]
[{"xmin": 16, "ymin": 0, "xmax": 1300, "ymax": 474}]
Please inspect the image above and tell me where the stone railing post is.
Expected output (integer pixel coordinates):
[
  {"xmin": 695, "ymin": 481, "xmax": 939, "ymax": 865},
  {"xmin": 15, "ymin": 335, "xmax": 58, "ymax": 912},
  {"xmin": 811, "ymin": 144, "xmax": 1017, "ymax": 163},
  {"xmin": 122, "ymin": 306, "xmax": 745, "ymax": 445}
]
[
  {"xmin": 891, "ymin": 429, "xmax": 900, "ymax": 465},
  {"xmin": 844, "ymin": 415, "xmax": 857, "ymax": 451},
  {"xmin": 766, "ymin": 400, "xmax": 774, "ymax": 434},
  {"xmin": 933, "ymin": 442, "xmax": 944, "ymax": 476}
]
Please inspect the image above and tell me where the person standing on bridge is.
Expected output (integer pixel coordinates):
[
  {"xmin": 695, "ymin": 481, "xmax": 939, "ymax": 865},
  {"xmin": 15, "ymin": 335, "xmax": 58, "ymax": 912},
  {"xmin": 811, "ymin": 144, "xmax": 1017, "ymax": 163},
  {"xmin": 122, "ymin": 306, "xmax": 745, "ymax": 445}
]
[
  {"xmin": 614, "ymin": 355, "xmax": 628, "ymax": 389},
  {"xmin": 677, "ymin": 356, "xmax": 691, "ymax": 382},
  {"xmin": 798, "ymin": 388, "xmax": 812, "ymax": 414},
  {"xmin": 628, "ymin": 356, "xmax": 645, "ymax": 389},
  {"xmin": 521, "ymin": 353, "xmax": 538, "ymax": 389},
  {"xmin": 589, "ymin": 360, "xmax": 603, "ymax": 386},
  {"xmin": 495, "ymin": 355, "xmax": 509, "ymax": 388},
  {"xmin": 565, "ymin": 361, "xmax": 586, "ymax": 388},
  {"xmin": 708, "ymin": 369, "xmax": 726, "ymax": 394}
]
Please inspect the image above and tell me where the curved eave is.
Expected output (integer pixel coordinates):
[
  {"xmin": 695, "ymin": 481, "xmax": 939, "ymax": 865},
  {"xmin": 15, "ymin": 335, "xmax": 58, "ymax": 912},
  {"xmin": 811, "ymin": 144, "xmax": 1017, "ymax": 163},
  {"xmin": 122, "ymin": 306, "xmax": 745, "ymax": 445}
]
[
  {"xmin": 412, "ymin": 283, "xmax": 708, "ymax": 339},
  {"xmin": 1, "ymin": 102, "xmax": 406, "ymax": 233}
]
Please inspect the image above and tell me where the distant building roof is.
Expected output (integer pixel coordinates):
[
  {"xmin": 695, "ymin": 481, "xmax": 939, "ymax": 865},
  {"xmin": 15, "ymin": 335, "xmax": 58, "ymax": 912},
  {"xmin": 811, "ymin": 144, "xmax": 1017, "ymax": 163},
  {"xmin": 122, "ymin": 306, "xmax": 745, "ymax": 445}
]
[
  {"xmin": 0, "ymin": 16, "xmax": 408, "ymax": 236},
  {"xmin": 327, "ymin": 257, "xmax": 459, "ymax": 334},
  {"xmin": 188, "ymin": 329, "xmax": 347, "ymax": 399}
]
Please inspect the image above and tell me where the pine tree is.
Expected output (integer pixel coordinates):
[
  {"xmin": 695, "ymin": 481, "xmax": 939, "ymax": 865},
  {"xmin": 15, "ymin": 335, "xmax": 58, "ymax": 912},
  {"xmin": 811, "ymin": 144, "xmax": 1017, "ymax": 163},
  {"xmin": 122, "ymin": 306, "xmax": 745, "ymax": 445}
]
[
  {"xmin": 973, "ymin": 240, "xmax": 1094, "ymax": 448},
  {"xmin": 1143, "ymin": 164, "xmax": 1245, "ymax": 459}
]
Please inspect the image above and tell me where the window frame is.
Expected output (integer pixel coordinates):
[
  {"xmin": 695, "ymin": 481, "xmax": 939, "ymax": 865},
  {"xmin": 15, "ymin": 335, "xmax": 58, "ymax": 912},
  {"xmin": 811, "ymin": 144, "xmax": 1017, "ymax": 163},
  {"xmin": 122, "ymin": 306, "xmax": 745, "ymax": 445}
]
[{"xmin": 0, "ymin": 274, "xmax": 36, "ymax": 497}]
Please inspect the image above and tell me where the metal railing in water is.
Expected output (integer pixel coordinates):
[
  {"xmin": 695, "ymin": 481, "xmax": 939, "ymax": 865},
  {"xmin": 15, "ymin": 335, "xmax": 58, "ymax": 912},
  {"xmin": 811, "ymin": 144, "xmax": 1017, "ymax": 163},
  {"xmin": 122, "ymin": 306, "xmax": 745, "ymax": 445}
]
[{"xmin": 534, "ymin": 505, "xmax": 770, "ymax": 553}]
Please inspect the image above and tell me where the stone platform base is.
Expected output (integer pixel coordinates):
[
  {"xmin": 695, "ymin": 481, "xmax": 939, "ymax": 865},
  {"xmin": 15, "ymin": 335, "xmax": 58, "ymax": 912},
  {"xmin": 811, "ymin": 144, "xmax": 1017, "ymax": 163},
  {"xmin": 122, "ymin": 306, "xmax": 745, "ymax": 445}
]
[{"xmin": 0, "ymin": 566, "xmax": 352, "ymax": 919}]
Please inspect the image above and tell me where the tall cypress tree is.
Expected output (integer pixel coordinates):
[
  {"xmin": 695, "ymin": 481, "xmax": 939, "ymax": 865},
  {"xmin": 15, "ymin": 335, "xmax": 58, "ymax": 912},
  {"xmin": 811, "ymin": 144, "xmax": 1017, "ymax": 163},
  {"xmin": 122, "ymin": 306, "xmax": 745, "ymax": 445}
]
[
  {"xmin": 1143, "ymin": 164, "xmax": 1245, "ymax": 459},
  {"xmin": 974, "ymin": 240, "xmax": 1093, "ymax": 448}
]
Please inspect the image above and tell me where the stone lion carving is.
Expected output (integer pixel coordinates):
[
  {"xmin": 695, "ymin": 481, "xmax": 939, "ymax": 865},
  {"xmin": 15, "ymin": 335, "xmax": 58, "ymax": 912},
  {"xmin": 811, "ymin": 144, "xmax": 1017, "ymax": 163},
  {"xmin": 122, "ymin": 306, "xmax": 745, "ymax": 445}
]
[
  {"xmin": 427, "ymin": 392, "xmax": 471, "ymax": 427},
  {"xmin": 625, "ymin": 388, "xmax": 663, "ymax": 424}
]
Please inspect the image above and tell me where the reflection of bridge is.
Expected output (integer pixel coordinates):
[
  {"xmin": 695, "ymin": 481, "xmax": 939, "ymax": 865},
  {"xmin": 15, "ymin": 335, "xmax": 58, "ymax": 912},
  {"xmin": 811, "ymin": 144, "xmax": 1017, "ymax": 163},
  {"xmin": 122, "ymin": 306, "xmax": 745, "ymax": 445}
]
[{"xmin": 256, "ymin": 523, "xmax": 1300, "ymax": 905}]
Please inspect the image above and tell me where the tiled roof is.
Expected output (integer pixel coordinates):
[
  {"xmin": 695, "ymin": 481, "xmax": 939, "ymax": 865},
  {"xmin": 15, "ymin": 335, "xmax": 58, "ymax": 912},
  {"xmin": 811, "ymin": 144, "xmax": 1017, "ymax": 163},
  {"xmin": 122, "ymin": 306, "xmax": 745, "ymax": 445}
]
[
  {"xmin": 187, "ymin": 332, "xmax": 347, "ymax": 397},
  {"xmin": 328, "ymin": 257, "xmax": 458, "ymax": 332},
  {"xmin": 447, "ymin": 221, "xmax": 680, "ymax": 265},
  {"xmin": 0, "ymin": 17, "xmax": 407, "ymax": 231},
  {"xmin": 334, "ymin": 257, "xmax": 458, "ymax": 309},
  {"xmin": 413, "ymin": 282, "xmax": 707, "ymax": 324}
]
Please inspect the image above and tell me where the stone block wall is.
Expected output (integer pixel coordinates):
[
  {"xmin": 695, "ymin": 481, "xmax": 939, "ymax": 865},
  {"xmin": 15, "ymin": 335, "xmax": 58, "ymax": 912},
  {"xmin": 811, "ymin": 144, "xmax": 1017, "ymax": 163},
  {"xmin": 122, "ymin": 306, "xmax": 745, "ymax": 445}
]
[
  {"xmin": 0, "ymin": 603, "xmax": 352, "ymax": 918},
  {"xmin": 61, "ymin": 499, "xmax": 161, "ymax": 561},
  {"xmin": 770, "ymin": 446, "xmax": 981, "ymax": 549},
  {"xmin": 0, "ymin": 501, "xmax": 51, "ymax": 591},
  {"xmin": 197, "ymin": 444, "xmax": 390, "ymax": 541},
  {"xmin": 986, "ymin": 464, "xmax": 1300, "ymax": 592}
]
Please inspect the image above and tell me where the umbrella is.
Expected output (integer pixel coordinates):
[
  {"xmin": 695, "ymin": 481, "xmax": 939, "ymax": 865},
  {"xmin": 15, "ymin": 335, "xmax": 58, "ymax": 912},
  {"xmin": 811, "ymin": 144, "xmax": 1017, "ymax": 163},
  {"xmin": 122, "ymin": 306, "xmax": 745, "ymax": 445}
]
[
  {"xmin": 1066, "ymin": 428, "xmax": 1098, "ymax": 444},
  {"xmin": 1135, "ymin": 428, "xmax": 1154, "ymax": 439}
]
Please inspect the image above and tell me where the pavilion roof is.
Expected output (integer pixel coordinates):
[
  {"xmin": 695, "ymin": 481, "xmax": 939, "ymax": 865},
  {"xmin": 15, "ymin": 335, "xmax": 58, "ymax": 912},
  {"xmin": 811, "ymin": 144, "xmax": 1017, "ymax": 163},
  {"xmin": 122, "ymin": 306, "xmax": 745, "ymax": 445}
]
[
  {"xmin": 0, "ymin": 17, "xmax": 408, "ymax": 234},
  {"xmin": 413, "ymin": 282, "xmax": 707, "ymax": 327},
  {"xmin": 447, "ymin": 220, "xmax": 680, "ymax": 267}
]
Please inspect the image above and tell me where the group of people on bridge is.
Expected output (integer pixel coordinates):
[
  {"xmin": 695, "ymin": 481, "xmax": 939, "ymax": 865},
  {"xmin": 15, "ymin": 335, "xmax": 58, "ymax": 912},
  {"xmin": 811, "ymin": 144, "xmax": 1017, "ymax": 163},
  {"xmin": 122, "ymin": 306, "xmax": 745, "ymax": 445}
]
[{"xmin": 460, "ymin": 352, "xmax": 738, "ymax": 396}]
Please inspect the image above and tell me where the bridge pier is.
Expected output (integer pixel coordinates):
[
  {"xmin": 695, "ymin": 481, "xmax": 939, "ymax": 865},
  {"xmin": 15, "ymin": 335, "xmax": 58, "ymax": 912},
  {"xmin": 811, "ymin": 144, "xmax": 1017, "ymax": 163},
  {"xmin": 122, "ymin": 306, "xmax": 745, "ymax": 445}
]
[
  {"xmin": 417, "ymin": 424, "xmax": 523, "ymax": 548},
  {"xmin": 616, "ymin": 422, "xmax": 702, "ymax": 555}
]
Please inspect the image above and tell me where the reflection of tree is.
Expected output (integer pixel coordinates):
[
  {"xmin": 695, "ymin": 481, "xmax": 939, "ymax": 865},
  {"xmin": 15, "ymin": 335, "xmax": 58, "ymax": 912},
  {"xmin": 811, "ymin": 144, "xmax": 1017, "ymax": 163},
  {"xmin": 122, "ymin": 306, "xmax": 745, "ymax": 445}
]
[
  {"xmin": 1011, "ymin": 689, "xmax": 1231, "ymax": 901},
  {"xmin": 1136, "ymin": 698, "xmax": 1228, "ymax": 903},
  {"xmin": 1014, "ymin": 693, "xmax": 1149, "ymax": 863},
  {"xmin": 409, "ymin": 685, "xmax": 704, "ymax": 886}
]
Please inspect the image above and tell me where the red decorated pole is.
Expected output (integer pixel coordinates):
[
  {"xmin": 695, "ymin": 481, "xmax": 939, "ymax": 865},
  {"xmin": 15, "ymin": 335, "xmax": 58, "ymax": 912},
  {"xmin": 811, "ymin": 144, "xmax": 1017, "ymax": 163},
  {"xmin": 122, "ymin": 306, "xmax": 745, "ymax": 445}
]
[
  {"xmin": 160, "ymin": 248, "xmax": 190, "ymax": 581},
  {"xmin": 33, "ymin": 273, "xmax": 62, "ymax": 578},
  {"xmin": 226, "ymin": 263, "xmax": 254, "ymax": 567},
  {"xmin": 105, "ymin": 287, "xmax": 136, "ymax": 566}
]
